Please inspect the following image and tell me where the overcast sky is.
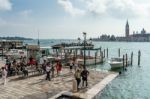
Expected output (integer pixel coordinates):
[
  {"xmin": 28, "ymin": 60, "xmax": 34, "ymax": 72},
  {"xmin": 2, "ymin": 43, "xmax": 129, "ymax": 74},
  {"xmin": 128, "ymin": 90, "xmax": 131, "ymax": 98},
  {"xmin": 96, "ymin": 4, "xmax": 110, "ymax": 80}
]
[{"xmin": 0, "ymin": 0, "xmax": 150, "ymax": 39}]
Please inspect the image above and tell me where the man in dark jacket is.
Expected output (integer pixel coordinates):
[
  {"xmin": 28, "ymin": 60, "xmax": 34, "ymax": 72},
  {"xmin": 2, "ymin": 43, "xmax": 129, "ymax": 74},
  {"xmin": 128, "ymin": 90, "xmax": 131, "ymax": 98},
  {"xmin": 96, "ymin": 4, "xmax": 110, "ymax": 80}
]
[{"xmin": 81, "ymin": 68, "xmax": 89, "ymax": 87}]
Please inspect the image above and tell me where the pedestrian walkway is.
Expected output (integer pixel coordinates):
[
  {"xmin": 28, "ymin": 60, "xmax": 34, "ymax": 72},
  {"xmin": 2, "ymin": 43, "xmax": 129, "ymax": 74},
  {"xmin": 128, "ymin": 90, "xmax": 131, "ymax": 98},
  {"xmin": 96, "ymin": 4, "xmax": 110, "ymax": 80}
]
[{"xmin": 0, "ymin": 68, "xmax": 111, "ymax": 99}]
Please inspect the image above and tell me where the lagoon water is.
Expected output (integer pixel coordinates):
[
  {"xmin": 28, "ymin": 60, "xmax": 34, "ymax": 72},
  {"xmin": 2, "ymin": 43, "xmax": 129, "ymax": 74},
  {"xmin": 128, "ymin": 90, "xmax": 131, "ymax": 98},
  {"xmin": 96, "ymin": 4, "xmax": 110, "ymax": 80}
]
[{"xmin": 24, "ymin": 39, "xmax": 150, "ymax": 99}]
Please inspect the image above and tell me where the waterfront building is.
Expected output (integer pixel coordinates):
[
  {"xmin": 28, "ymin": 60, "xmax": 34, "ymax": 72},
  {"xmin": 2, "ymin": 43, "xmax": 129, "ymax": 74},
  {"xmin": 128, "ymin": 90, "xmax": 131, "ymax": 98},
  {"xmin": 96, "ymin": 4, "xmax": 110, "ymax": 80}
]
[
  {"xmin": 116, "ymin": 20, "xmax": 150, "ymax": 42},
  {"xmin": 0, "ymin": 40, "xmax": 23, "ymax": 49},
  {"xmin": 92, "ymin": 20, "xmax": 150, "ymax": 42}
]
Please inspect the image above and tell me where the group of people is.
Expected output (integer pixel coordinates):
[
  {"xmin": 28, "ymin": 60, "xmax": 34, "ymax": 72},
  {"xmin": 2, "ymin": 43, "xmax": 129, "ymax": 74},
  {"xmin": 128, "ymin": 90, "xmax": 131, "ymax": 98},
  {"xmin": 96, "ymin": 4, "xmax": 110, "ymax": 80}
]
[
  {"xmin": 44, "ymin": 61, "xmax": 62, "ymax": 81},
  {"xmin": 1, "ymin": 55, "xmax": 90, "ymax": 89},
  {"xmin": 69, "ymin": 60, "xmax": 90, "ymax": 90},
  {"xmin": 74, "ymin": 67, "xmax": 89, "ymax": 90}
]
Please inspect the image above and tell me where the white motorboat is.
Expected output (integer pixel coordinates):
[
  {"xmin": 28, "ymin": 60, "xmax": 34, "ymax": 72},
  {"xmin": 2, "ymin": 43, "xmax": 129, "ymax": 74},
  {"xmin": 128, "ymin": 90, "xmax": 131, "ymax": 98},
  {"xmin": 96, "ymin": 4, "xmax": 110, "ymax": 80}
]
[{"xmin": 108, "ymin": 57, "xmax": 131, "ymax": 69}]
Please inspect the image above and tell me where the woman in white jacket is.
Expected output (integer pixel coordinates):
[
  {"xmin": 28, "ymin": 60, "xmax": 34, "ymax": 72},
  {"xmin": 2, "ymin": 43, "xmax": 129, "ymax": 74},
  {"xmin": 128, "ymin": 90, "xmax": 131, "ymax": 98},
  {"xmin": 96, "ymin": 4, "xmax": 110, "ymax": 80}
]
[{"xmin": 1, "ymin": 67, "xmax": 7, "ymax": 85}]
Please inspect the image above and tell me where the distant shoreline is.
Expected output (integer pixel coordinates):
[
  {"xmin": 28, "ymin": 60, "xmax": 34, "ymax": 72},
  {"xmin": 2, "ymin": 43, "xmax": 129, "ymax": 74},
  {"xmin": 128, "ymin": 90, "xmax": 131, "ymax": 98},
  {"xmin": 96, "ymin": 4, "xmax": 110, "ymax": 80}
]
[{"xmin": 0, "ymin": 37, "xmax": 33, "ymax": 40}]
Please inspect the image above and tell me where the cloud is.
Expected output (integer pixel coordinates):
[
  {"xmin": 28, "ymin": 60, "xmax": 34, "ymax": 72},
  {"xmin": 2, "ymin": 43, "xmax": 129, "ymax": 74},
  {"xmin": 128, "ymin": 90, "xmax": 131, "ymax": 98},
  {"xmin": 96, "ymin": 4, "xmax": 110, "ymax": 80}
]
[
  {"xmin": 20, "ymin": 10, "xmax": 32, "ymax": 17},
  {"xmin": 58, "ymin": 0, "xmax": 150, "ymax": 18},
  {"xmin": 57, "ymin": 0, "xmax": 85, "ymax": 16},
  {"xmin": 0, "ymin": 0, "xmax": 12, "ymax": 11},
  {"xmin": 0, "ymin": 18, "xmax": 7, "ymax": 26}
]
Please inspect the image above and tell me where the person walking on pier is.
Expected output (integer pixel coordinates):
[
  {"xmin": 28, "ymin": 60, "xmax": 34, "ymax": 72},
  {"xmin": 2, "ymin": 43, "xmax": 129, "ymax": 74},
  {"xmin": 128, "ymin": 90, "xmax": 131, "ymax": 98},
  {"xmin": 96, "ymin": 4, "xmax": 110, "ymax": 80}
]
[
  {"xmin": 1, "ymin": 67, "xmax": 7, "ymax": 85},
  {"xmin": 69, "ymin": 61, "xmax": 73, "ymax": 73},
  {"xmin": 81, "ymin": 68, "xmax": 89, "ymax": 87},
  {"xmin": 46, "ymin": 62, "xmax": 51, "ymax": 81},
  {"xmin": 74, "ymin": 69, "xmax": 81, "ymax": 90}
]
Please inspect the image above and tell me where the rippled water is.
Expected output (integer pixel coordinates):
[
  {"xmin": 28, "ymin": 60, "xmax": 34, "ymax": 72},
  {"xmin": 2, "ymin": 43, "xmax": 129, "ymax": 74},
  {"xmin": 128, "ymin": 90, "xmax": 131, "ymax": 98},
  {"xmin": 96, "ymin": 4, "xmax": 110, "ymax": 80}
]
[
  {"xmin": 24, "ymin": 40, "xmax": 150, "ymax": 99},
  {"xmin": 95, "ymin": 42, "xmax": 150, "ymax": 99}
]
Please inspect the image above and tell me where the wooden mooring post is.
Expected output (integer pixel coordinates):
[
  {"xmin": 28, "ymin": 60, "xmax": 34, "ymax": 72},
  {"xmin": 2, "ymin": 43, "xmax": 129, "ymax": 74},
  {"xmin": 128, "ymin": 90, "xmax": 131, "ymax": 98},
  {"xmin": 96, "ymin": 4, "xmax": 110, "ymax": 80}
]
[
  {"xmin": 123, "ymin": 55, "xmax": 125, "ymax": 70},
  {"xmin": 106, "ymin": 48, "xmax": 108, "ymax": 58},
  {"xmin": 95, "ymin": 52, "xmax": 97, "ymax": 65},
  {"xmin": 104, "ymin": 49, "xmax": 105, "ymax": 58},
  {"xmin": 88, "ymin": 50, "xmax": 90, "ymax": 57},
  {"xmin": 131, "ymin": 52, "xmax": 133, "ymax": 66},
  {"xmin": 118, "ymin": 48, "xmax": 120, "ymax": 57},
  {"xmin": 101, "ymin": 51, "xmax": 104, "ymax": 63},
  {"xmin": 138, "ymin": 50, "xmax": 141, "ymax": 66},
  {"xmin": 126, "ymin": 53, "xmax": 128, "ymax": 67}
]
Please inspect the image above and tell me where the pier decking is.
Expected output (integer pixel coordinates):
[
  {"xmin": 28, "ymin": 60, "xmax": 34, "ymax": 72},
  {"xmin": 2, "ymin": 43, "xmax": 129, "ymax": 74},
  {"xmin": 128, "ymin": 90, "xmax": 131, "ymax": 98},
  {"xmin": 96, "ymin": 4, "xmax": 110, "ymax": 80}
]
[{"xmin": 0, "ymin": 68, "xmax": 117, "ymax": 99}]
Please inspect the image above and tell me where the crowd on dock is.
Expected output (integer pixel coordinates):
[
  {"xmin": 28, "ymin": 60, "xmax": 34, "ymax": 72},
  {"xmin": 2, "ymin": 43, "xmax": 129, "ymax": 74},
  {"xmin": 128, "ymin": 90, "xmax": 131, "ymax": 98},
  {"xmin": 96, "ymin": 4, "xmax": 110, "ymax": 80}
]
[{"xmin": 0, "ymin": 56, "xmax": 89, "ymax": 91}]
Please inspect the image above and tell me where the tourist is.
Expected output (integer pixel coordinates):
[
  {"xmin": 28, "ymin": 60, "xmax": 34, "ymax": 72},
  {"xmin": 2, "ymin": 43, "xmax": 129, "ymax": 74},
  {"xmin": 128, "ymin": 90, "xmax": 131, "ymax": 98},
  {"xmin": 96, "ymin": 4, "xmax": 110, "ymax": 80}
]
[
  {"xmin": 69, "ymin": 61, "xmax": 73, "ymax": 73},
  {"xmin": 42, "ymin": 60, "xmax": 47, "ymax": 74},
  {"xmin": 39, "ymin": 57, "xmax": 44, "ymax": 66},
  {"xmin": 12, "ymin": 59, "xmax": 18, "ymax": 75},
  {"xmin": 1, "ymin": 67, "xmax": 7, "ymax": 85},
  {"xmin": 56, "ymin": 61, "xmax": 62, "ymax": 76},
  {"xmin": 81, "ymin": 68, "xmax": 89, "ymax": 87},
  {"xmin": 74, "ymin": 69, "xmax": 81, "ymax": 90},
  {"xmin": 21, "ymin": 65, "xmax": 28, "ymax": 77},
  {"xmin": 43, "ymin": 56, "xmax": 47, "ymax": 62},
  {"xmin": 22, "ymin": 57, "xmax": 27, "ymax": 66},
  {"xmin": 46, "ymin": 62, "xmax": 51, "ymax": 81}
]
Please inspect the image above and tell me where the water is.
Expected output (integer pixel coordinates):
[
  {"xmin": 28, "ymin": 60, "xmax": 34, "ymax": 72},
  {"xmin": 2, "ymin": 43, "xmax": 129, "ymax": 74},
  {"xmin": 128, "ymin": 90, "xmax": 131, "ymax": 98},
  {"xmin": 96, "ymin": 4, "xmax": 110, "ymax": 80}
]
[{"xmin": 24, "ymin": 39, "xmax": 150, "ymax": 99}]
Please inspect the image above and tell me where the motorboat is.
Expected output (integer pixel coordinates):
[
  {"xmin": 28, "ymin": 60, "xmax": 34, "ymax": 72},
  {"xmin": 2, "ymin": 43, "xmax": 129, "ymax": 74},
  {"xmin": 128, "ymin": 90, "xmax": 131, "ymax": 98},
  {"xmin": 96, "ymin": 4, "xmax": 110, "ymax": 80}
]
[{"xmin": 108, "ymin": 57, "xmax": 131, "ymax": 69}]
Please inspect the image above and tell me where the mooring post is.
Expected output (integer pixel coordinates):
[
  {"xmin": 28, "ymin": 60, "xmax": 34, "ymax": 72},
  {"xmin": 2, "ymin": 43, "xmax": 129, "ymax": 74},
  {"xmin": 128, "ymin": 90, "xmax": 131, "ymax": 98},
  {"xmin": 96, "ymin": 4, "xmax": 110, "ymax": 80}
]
[
  {"xmin": 131, "ymin": 52, "xmax": 133, "ymax": 66},
  {"xmin": 100, "ymin": 47, "xmax": 101, "ymax": 53},
  {"xmin": 126, "ymin": 53, "xmax": 128, "ymax": 67},
  {"xmin": 104, "ymin": 49, "xmax": 105, "ymax": 58},
  {"xmin": 95, "ymin": 52, "xmax": 97, "ymax": 65},
  {"xmin": 123, "ymin": 55, "xmax": 125, "ymax": 70},
  {"xmin": 107, "ymin": 48, "xmax": 108, "ymax": 58},
  {"xmin": 118, "ymin": 48, "xmax": 120, "ymax": 57},
  {"xmin": 138, "ymin": 50, "xmax": 141, "ymax": 66},
  {"xmin": 88, "ymin": 50, "xmax": 90, "ymax": 58},
  {"xmin": 101, "ymin": 51, "xmax": 104, "ymax": 63}
]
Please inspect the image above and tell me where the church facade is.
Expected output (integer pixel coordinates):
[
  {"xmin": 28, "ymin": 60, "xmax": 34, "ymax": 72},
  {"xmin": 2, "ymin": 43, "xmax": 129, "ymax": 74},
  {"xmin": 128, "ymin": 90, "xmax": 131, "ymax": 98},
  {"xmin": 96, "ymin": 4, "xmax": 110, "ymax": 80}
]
[{"xmin": 116, "ymin": 20, "xmax": 150, "ymax": 42}]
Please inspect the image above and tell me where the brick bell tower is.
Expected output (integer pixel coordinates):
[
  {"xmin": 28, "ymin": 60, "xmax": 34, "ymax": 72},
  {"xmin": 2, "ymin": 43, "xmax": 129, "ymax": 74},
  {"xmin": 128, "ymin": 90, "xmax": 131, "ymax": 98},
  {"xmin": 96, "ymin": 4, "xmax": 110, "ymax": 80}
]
[{"xmin": 125, "ymin": 20, "xmax": 129, "ymax": 37}]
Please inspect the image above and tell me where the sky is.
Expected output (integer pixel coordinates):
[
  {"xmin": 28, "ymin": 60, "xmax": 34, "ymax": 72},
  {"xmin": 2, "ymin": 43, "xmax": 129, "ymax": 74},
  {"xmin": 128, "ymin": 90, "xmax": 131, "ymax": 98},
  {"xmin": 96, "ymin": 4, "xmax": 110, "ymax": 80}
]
[{"xmin": 0, "ymin": 0, "xmax": 150, "ymax": 39}]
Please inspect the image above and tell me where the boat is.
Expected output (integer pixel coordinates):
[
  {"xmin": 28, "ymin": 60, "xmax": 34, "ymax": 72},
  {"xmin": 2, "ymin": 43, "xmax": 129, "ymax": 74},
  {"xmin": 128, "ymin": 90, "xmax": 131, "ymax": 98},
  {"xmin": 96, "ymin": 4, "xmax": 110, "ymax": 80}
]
[
  {"xmin": 76, "ymin": 56, "xmax": 104, "ymax": 66},
  {"xmin": 5, "ymin": 49, "xmax": 27, "ymax": 58},
  {"xmin": 108, "ymin": 57, "xmax": 131, "ymax": 69}
]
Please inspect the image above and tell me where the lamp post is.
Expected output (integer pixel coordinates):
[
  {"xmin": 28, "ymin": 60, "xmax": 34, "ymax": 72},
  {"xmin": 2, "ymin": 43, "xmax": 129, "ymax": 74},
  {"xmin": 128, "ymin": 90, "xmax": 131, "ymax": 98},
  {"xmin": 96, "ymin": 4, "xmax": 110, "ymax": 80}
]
[{"xmin": 83, "ymin": 32, "xmax": 86, "ymax": 69}]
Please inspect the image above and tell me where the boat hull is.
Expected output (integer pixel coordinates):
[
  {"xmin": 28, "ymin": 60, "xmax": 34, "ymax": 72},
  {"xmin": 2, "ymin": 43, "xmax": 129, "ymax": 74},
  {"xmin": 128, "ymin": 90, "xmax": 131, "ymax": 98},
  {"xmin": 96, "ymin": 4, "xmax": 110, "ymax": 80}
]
[
  {"xmin": 109, "ymin": 61, "xmax": 131, "ymax": 69},
  {"xmin": 77, "ymin": 58, "xmax": 104, "ymax": 65}
]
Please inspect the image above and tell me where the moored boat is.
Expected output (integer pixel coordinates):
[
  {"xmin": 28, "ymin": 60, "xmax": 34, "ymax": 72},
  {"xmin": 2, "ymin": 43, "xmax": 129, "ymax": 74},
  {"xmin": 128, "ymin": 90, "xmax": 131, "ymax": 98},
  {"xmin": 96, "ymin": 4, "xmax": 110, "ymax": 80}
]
[
  {"xmin": 108, "ymin": 57, "xmax": 131, "ymax": 69},
  {"xmin": 5, "ymin": 49, "xmax": 27, "ymax": 58}
]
